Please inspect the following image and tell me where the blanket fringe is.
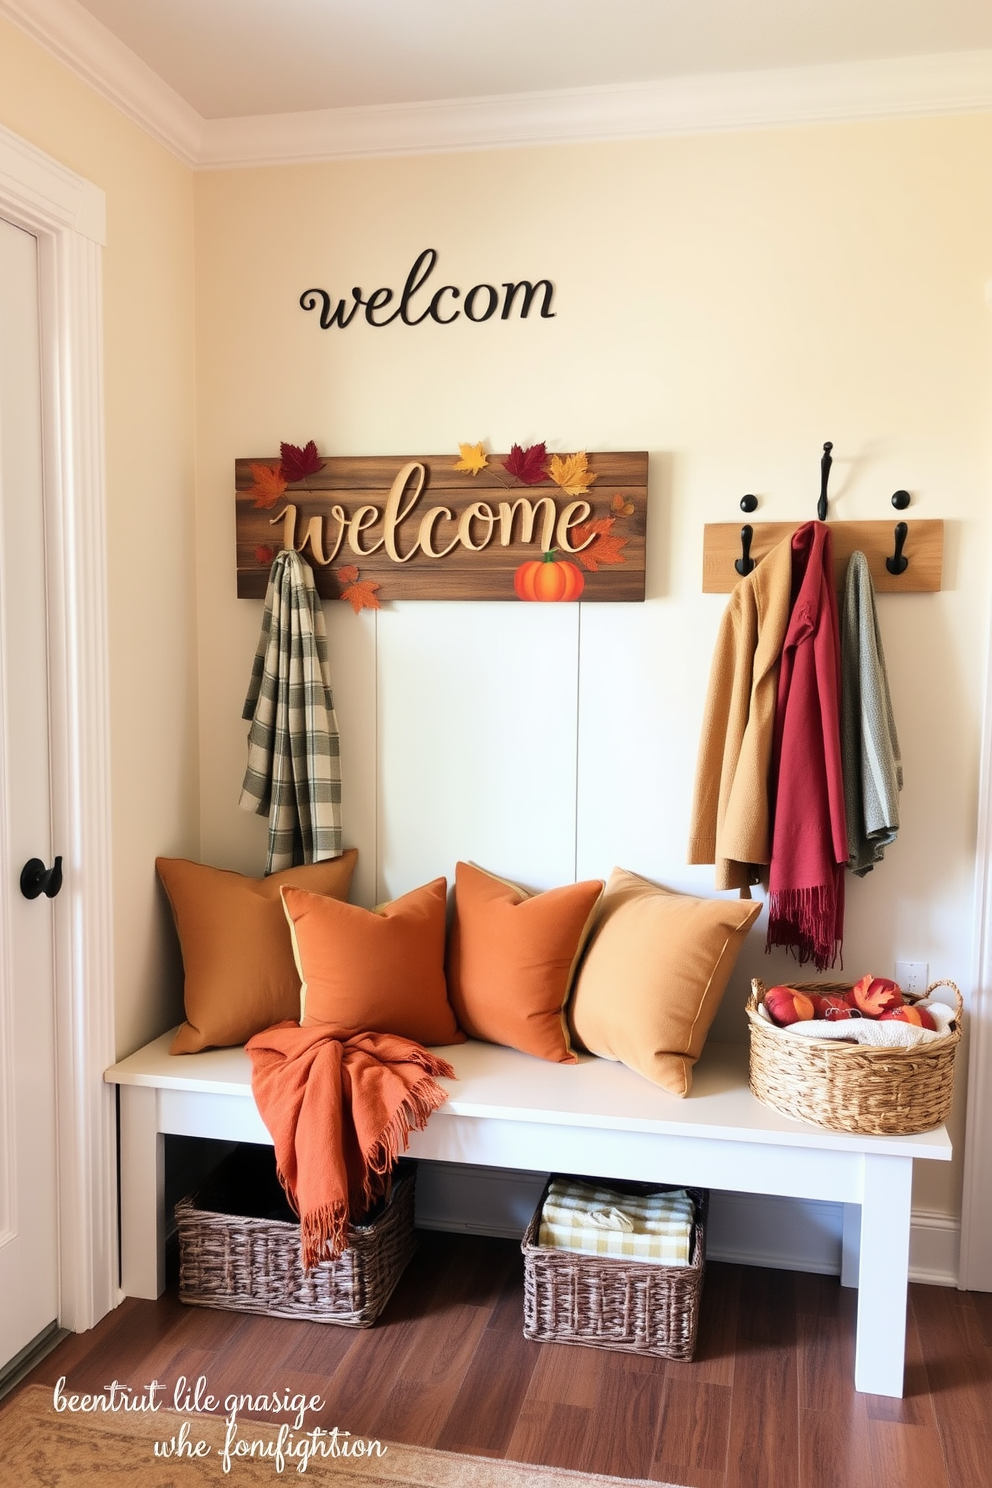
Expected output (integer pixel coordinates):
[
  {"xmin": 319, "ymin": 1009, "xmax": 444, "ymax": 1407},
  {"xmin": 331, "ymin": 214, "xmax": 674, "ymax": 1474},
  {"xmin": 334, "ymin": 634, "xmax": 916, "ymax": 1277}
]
[
  {"xmin": 766, "ymin": 884, "xmax": 842, "ymax": 972},
  {"xmin": 358, "ymin": 1072, "xmax": 452, "ymax": 1214},
  {"xmin": 300, "ymin": 1198, "xmax": 350, "ymax": 1272}
]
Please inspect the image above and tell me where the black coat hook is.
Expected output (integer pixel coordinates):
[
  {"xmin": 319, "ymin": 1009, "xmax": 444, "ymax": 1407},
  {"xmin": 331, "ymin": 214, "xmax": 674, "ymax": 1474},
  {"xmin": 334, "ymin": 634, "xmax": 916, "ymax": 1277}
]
[
  {"xmin": 817, "ymin": 441, "xmax": 833, "ymax": 522},
  {"xmin": 891, "ymin": 490, "xmax": 911, "ymax": 511},
  {"xmin": 886, "ymin": 521, "xmax": 909, "ymax": 575},
  {"xmin": 740, "ymin": 494, "xmax": 758, "ymax": 514},
  {"xmin": 735, "ymin": 525, "xmax": 755, "ymax": 577}
]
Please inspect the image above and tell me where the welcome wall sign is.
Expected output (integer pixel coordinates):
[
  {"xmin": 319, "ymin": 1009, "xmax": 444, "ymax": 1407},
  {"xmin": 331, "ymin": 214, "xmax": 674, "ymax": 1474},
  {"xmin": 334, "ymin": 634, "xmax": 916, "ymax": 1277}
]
[
  {"xmin": 300, "ymin": 248, "xmax": 555, "ymax": 329},
  {"xmin": 236, "ymin": 448, "xmax": 648, "ymax": 603}
]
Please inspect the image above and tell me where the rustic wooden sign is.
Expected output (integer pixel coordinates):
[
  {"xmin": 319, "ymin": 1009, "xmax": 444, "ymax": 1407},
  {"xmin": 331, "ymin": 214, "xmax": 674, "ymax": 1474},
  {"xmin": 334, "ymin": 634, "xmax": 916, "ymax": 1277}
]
[{"xmin": 236, "ymin": 451, "xmax": 648, "ymax": 602}]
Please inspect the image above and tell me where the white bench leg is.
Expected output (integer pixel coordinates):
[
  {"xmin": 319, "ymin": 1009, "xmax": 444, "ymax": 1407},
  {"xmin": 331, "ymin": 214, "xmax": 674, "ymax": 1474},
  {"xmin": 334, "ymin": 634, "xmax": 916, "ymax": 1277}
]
[
  {"xmin": 119, "ymin": 1084, "xmax": 165, "ymax": 1299},
  {"xmin": 853, "ymin": 1153, "xmax": 913, "ymax": 1397}
]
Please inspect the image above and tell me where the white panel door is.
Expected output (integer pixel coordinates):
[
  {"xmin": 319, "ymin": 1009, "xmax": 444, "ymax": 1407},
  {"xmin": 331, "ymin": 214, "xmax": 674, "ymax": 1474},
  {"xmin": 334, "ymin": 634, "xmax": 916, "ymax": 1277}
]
[{"xmin": 0, "ymin": 215, "xmax": 59, "ymax": 1370}]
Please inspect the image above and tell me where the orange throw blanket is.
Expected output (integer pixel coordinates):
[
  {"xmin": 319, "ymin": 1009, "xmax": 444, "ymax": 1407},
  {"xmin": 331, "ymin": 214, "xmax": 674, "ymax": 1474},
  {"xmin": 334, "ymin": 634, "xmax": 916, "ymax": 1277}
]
[{"xmin": 246, "ymin": 1022, "xmax": 455, "ymax": 1272}]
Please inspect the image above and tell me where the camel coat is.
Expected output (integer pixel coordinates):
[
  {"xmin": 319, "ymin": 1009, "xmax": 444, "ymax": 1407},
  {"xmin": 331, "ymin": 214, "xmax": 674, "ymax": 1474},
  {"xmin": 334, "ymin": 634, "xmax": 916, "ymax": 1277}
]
[{"xmin": 687, "ymin": 532, "xmax": 796, "ymax": 891}]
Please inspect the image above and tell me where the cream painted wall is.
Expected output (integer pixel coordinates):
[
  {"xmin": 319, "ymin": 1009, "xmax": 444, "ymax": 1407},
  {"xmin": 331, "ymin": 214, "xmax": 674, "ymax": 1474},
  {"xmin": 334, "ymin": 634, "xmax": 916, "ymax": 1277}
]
[
  {"xmin": 0, "ymin": 19, "xmax": 199, "ymax": 1054},
  {"xmin": 195, "ymin": 116, "xmax": 992, "ymax": 1229}
]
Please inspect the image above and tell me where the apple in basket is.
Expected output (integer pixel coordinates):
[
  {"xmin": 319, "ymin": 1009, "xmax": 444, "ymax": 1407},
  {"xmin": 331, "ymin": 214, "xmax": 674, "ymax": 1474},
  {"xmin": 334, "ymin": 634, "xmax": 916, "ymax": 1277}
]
[
  {"xmin": 810, "ymin": 993, "xmax": 863, "ymax": 1021},
  {"xmin": 879, "ymin": 1005, "xmax": 938, "ymax": 1031},
  {"xmin": 850, "ymin": 974, "xmax": 904, "ymax": 1017},
  {"xmin": 764, "ymin": 986, "xmax": 816, "ymax": 1026}
]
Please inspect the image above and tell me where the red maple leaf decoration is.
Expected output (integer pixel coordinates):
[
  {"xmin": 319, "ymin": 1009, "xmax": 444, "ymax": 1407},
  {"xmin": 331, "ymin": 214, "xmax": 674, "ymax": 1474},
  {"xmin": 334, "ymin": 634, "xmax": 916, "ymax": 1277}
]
[
  {"xmin": 502, "ymin": 442, "xmax": 549, "ymax": 485},
  {"xmin": 255, "ymin": 544, "xmax": 276, "ymax": 566},
  {"xmin": 573, "ymin": 517, "xmax": 629, "ymax": 572},
  {"xmin": 280, "ymin": 440, "xmax": 324, "ymax": 483}
]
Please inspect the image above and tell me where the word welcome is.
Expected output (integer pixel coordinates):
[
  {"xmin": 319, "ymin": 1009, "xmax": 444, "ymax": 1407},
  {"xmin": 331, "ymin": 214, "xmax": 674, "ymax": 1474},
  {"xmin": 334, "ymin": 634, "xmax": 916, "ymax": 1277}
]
[
  {"xmin": 300, "ymin": 247, "xmax": 555, "ymax": 328},
  {"xmin": 270, "ymin": 460, "xmax": 595, "ymax": 565}
]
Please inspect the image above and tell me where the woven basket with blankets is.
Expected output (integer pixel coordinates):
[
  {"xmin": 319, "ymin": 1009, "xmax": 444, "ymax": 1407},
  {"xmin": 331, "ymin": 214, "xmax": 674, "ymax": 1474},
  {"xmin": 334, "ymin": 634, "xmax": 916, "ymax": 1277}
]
[{"xmin": 522, "ymin": 1177, "xmax": 707, "ymax": 1360}]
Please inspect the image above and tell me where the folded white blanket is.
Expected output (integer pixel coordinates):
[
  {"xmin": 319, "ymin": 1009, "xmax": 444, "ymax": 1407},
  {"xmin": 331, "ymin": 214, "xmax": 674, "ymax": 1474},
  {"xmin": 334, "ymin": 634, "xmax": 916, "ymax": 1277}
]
[{"xmin": 757, "ymin": 997, "xmax": 956, "ymax": 1047}]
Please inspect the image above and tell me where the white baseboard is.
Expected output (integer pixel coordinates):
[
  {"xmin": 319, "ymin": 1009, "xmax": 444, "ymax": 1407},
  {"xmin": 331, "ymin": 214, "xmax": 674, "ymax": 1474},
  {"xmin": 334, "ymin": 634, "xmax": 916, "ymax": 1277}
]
[
  {"xmin": 412, "ymin": 1163, "xmax": 960, "ymax": 1287},
  {"xmin": 910, "ymin": 1208, "xmax": 961, "ymax": 1288}
]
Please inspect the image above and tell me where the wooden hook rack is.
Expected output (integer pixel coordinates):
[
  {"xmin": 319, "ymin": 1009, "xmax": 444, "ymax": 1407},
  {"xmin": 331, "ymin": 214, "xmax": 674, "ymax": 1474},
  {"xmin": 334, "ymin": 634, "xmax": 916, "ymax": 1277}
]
[{"xmin": 702, "ymin": 520, "xmax": 944, "ymax": 594}]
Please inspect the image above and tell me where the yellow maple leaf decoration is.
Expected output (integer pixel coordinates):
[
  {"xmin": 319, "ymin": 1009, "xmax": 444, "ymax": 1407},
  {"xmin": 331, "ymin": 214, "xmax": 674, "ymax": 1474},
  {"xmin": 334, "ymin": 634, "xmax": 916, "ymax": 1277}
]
[
  {"xmin": 549, "ymin": 451, "xmax": 597, "ymax": 497},
  {"xmin": 453, "ymin": 442, "xmax": 489, "ymax": 476},
  {"xmin": 248, "ymin": 461, "xmax": 288, "ymax": 509}
]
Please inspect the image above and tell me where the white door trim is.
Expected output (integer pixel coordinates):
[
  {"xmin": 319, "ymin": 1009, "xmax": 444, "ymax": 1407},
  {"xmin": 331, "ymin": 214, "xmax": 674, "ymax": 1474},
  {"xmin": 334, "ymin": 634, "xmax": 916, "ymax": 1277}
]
[
  {"xmin": 960, "ymin": 612, "xmax": 992, "ymax": 1290},
  {"xmin": 0, "ymin": 122, "xmax": 116, "ymax": 1331}
]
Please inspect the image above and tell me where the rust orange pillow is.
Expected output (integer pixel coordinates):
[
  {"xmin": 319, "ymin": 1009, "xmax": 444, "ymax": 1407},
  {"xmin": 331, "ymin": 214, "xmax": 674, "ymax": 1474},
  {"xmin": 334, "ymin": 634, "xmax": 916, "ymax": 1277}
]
[
  {"xmin": 568, "ymin": 867, "xmax": 761, "ymax": 1096},
  {"xmin": 158, "ymin": 851, "xmax": 358, "ymax": 1055},
  {"xmin": 446, "ymin": 861, "xmax": 604, "ymax": 1063},
  {"xmin": 284, "ymin": 876, "xmax": 463, "ymax": 1045}
]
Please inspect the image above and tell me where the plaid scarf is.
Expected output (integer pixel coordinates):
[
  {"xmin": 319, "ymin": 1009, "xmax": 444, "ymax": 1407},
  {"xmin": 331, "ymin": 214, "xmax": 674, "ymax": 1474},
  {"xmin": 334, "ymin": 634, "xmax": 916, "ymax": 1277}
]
[{"xmin": 240, "ymin": 550, "xmax": 342, "ymax": 874}]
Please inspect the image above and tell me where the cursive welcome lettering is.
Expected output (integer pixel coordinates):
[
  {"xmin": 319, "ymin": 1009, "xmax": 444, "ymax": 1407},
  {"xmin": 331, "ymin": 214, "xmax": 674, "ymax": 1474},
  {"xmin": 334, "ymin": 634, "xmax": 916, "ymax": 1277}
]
[
  {"xmin": 269, "ymin": 463, "xmax": 595, "ymax": 566},
  {"xmin": 300, "ymin": 248, "xmax": 555, "ymax": 330}
]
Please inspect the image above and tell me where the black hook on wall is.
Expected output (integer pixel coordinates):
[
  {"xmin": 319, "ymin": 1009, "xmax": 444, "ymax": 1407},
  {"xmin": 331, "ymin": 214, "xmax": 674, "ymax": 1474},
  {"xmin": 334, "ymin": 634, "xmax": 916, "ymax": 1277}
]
[
  {"xmin": 886, "ymin": 522, "xmax": 909, "ymax": 575},
  {"xmin": 735, "ymin": 525, "xmax": 755, "ymax": 576},
  {"xmin": 817, "ymin": 441, "xmax": 833, "ymax": 522}
]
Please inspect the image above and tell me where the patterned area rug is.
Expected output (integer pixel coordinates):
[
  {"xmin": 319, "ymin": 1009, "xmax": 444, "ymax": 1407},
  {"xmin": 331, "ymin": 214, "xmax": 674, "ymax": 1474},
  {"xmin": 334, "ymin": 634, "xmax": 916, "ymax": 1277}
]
[{"xmin": 0, "ymin": 1385, "xmax": 681, "ymax": 1487}]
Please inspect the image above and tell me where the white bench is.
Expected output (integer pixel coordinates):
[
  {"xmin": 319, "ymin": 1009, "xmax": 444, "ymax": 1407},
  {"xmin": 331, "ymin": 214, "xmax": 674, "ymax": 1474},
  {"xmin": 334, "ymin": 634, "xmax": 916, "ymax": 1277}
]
[{"xmin": 104, "ymin": 1032, "xmax": 951, "ymax": 1398}]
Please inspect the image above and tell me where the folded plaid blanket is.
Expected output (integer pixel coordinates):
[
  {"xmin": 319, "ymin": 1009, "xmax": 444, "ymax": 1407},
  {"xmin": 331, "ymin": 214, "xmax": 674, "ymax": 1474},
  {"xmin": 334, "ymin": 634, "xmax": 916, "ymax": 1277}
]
[{"xmin": 538, "ymin": 1178, "xmax": 695, "ymax": 1265}]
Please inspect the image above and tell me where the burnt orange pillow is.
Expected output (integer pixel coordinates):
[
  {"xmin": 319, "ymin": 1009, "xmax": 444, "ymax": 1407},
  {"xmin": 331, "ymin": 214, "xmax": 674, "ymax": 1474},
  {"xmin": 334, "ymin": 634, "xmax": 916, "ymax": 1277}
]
[
  {"xmin": 158, "ymin": 851, "xmax": 358, "ymax": 1054},
  {"xmin": 284, "ymin": 876, "xmax": 463, "ymax": 1045},
  {"xmin": 446, "ymin": 861, "xmax": 604, "ymax": 1063},
  {"xmin": 568, "ymin": 867, "xmax": 761, "ymax": 1096}
]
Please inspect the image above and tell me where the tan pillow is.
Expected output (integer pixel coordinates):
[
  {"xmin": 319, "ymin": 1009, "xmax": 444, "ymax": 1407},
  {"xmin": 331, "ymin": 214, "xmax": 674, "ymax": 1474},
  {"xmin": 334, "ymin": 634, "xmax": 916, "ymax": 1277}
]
[
  {"xmin": 568, "ymin": 866, "xmax": 760, "ymax": 1096},
  {"xmin": 158, "ymin": 851, "xmax": 357, "ymax": 1054},
  {"xmin": 446, "ymin": 861, "xmax": 604, "ymax": 1063},
  {"xmin": 285, "ymin": 876, "xmax": 463, "ymax": 1045}
]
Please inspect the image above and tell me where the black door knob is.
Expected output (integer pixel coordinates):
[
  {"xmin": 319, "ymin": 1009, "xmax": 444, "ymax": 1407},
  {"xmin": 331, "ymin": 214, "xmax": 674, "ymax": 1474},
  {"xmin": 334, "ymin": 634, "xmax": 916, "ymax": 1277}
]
[{"xmin": 20, "ymin": 856, "xmax": 63, "ymax": 900}]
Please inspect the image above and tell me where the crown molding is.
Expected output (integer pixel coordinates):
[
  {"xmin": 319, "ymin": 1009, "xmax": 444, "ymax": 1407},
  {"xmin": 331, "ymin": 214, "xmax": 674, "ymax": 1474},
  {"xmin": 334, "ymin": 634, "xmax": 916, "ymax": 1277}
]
[
  {"xmin": 198, "ymin": 50, "xmax": 992, "ymax": 168},
  {"xmin": 0, "ymin": 0, "xmax": 203, "ymax": 166},
  {"xmin": 3, "ymin": 0, "xmax": 992, "ymax": 170}
]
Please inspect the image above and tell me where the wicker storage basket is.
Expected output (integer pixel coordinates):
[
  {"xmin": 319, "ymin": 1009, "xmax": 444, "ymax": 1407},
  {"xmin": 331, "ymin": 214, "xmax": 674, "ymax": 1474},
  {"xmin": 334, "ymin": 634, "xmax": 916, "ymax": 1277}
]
[
  {"xmin": 747, "ymin": 978, "xmax": 962, "ymax": 1135},
  {"xmin": 176, "ymin": 1146, "xmax": 416, "ymax": 1327},
  {"xmin": 521, "ymin": 1178, "xmax": 707, "ymax": 1360}
]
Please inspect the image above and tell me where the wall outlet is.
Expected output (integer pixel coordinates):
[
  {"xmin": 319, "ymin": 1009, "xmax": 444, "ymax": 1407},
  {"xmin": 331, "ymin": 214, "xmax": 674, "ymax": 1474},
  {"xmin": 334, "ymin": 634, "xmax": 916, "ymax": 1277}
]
[{"xmin": 895, "ymin": 960, "xmax": 929, "ymax": 996}]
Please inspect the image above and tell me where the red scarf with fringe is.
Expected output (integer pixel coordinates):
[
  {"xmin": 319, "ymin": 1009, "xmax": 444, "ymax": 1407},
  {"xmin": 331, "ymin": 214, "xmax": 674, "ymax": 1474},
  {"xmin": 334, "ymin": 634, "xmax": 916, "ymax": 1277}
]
[
  {"xmin": 246, "ymin": 1022, "xmax": 454, "ymax": 1272},
  {"xmin": 766, "ymin": 522, "xmax": 848, "ymax": 969}
]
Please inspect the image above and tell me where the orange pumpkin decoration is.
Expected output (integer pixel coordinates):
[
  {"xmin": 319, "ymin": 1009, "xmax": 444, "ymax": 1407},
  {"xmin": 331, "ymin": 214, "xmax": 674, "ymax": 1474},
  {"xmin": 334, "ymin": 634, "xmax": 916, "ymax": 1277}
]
[{"xmin": 514, "ymin": 551, "xmax": 585, "ymax": 602}]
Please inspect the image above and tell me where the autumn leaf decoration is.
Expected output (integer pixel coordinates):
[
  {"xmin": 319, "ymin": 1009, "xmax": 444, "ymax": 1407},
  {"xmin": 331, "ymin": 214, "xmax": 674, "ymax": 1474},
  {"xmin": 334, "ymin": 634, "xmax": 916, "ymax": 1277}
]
[
  {"xmin": 453, "ymin": 442, "xmax": 489, "ymax": 476},
  {"xmin": 248, "ymin": 462, "xmax": 287, "ymax": 510},
  {"xmin": 572, "ymin": 517, "xmax": 629, "ymax": 572},
  {"xmin": 280, "ymin": 440, "xmax": 324, "ymax": 483},
  {"xmin": 248, "ymin": 438, "xmax": 325, "ymax": 510},
  {"xmin": 503, "ymin": 442, "xmax": 550, "ymax": 485},
  {"xmin": 548, "ymin": 451, "xmax": 596, "ymax": 497},
  {"xmin": 255, "ymin": 544, "xmax": 276, "ymax": 567},
  {"xmin": 337, "ymin": 564, "xmax": 381, "ymax": 615}
]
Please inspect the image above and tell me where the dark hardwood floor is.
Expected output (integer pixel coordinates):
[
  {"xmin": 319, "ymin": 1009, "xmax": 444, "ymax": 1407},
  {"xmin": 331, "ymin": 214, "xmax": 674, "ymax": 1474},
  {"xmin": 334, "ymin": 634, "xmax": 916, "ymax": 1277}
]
[{"xmin": 8, "ymin": 1231, "xmax": 992, "ymax": 1487}]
